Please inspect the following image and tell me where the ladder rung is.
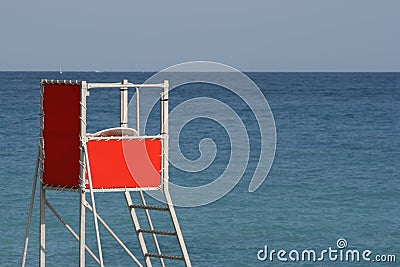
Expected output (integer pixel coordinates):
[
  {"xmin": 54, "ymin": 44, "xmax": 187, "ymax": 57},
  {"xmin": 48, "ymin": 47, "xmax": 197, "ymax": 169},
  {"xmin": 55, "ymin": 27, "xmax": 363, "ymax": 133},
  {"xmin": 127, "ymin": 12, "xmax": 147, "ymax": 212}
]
[
  {"xmin": 137, "ymin": 229, "xmax": 177, "ymax": 236},
  {"xmin": 130, "ymin": 204, "xmax": 169, "ymax": 211},
  {"xmin": 145, "ymin": 253, "xmax": 184, "ymax": 261}
]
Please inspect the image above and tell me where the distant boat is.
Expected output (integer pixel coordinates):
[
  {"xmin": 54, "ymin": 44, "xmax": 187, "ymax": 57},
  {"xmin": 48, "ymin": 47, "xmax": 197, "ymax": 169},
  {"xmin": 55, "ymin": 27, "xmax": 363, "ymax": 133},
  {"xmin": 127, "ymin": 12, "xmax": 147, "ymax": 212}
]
[{"xmin": 59, "ymin": 65, "xmax": 62, "ymax": 74}]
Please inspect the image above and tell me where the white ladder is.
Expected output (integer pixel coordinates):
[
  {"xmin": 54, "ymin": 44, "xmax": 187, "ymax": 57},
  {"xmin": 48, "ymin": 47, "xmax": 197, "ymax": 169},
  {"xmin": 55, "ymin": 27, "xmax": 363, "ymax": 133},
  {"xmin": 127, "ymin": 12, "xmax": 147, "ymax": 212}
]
[{"xmin": 125, "ymin": 190, "xmax": 191, "ymax": 267}]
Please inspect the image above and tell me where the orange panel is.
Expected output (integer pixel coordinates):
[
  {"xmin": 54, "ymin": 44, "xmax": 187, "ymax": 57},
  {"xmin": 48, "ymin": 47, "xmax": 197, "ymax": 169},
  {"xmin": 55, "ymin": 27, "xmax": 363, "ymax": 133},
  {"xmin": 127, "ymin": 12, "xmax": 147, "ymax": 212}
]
[
  {"xmin": 86, "ymin": 139, "xmax": 162, "ymax": 189},
  {"xmin": 42, "ymin": 83, "xmax": 81, "ymax": 188}
]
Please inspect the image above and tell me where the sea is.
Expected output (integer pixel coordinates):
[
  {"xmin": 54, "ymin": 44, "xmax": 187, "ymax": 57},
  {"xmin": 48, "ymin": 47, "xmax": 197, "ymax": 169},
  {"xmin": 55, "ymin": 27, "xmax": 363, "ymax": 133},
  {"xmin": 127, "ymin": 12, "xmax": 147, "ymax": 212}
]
[{"xmin": 0, "ymin": 72, "xmax": 399, "ymax": 266}]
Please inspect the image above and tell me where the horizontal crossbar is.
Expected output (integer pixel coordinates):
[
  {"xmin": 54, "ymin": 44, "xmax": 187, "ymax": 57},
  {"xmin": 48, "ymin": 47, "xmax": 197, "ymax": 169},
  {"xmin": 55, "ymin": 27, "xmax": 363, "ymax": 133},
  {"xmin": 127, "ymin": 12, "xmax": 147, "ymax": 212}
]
[{"xmin": 88, "ymin": 82, "xmax": 166, "ymax": 89}]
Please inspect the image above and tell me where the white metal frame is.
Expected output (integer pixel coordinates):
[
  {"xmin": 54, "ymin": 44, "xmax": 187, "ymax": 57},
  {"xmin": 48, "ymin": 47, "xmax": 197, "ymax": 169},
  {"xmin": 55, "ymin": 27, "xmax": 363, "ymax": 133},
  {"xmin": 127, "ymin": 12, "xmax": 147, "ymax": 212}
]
[{"xmin": 22, "ymin": 79, "xmax": 191, "ymax": 267}]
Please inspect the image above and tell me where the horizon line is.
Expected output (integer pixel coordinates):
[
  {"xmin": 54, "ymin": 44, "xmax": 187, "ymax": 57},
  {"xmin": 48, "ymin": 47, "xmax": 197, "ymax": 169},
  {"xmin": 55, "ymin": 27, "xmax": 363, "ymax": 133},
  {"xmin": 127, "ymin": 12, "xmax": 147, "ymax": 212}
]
[{"xmin": 0, "ymin": 69, "xmax": 399, "ymax": 73}]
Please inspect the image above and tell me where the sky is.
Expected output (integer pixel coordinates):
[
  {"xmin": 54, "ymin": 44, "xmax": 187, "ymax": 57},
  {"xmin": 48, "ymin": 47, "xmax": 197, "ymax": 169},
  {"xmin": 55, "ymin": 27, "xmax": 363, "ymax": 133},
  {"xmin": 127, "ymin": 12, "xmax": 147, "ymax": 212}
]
[{"xmin": 0, "ymin": 0, "xmax": 399, "ymax": 71}]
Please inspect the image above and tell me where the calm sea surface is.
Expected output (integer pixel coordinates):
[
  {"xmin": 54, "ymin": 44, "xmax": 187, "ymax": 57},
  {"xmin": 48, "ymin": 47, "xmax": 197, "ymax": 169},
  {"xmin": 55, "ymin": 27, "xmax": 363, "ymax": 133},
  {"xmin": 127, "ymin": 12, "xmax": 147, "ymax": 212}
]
[{"xmin": 0, "ymin": 72, "xmax": 399, "ymax": 266}]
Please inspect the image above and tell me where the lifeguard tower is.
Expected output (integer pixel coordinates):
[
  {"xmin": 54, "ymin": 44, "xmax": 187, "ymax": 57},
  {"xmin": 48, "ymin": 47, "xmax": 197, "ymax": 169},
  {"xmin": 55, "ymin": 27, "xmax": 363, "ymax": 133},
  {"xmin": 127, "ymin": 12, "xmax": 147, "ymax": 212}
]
[{"xmin": 22, "ymin": 79, "xmax": 191, "ymax": 267}]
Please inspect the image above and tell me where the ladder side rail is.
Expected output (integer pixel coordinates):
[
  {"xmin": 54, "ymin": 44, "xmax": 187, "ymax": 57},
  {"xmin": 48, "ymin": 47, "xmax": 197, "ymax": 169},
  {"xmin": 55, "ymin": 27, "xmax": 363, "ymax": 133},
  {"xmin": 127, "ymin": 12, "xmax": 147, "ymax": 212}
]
[
  {"xmin": 125, "ymin": 192, "xmax": 153, "ymax": 267},
  {"xmin": 139, "ymin": 191, "xmax": 166, "ymax": 267},
  {"xmin": 163, "ymin": 191, "xmax": 192, "ymax": 267},
  {"xmin": 161, "ymin": 81, "xmax": 192, "ymax": 267}
]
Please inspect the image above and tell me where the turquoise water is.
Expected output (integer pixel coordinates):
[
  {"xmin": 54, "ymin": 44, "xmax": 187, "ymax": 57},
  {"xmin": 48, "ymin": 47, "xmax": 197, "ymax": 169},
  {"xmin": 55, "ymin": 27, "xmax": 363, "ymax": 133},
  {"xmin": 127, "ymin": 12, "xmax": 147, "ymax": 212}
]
[{"xmin": 0, "ymin": 72, "xmax": 399, "ymax": 266}]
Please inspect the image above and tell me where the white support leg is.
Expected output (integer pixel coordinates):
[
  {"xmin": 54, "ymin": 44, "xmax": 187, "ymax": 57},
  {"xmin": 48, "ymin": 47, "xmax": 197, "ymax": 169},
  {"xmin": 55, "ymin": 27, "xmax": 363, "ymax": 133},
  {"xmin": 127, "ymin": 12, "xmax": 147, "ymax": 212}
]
[
  {"xmin": 21, "ymin": 147, "xmax": 40, "ymax": 267},
  {"xmin": 79, "ymin": 189, "xmax": 86, "ymax": 267},
  {"xmin": 39, "ymin": 184, "xmax": 46, "ymax": 267},
  {"xmin": 79, "ymin": 81, "xmax": 88, "ymax": 267},
  {"xmin": 84, "ymin": 144, "xmax": 104, "ymax": 267}
]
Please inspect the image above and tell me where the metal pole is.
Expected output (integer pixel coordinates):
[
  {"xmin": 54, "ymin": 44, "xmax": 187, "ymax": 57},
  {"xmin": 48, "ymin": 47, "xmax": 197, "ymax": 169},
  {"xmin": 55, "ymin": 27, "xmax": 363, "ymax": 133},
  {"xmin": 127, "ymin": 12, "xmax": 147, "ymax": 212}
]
[
  {"xmin": 39, "ymin": 183, "xmax": 46, "ymax": 267},
  {"xmin": 84, "ymin": 144, "xmax": 104, "ymax": 267},
  {"xmin": 136, "ymin": 87, "xmax": 140, "ymax": 134},
  {"xmin": 38, "ymin": 81, "xmax": 46, "ymax": 267},
  {"xmin": 21, "ymin": 146, "xmax": 40, "ymax": 267},
  {"xmin": 79, "ymin": 81, "xmax": 88, "ymax": 267},
  {"xmin": 120, "ymin": 79, "xmax": 128, "ymax": 128},
  {"xmin": 79, "ymin": 188, "xmax": 86, "ymax": 267},
  {"xmin": 161, "ymin": 80, "xmax": 169, "ymax": 187}
]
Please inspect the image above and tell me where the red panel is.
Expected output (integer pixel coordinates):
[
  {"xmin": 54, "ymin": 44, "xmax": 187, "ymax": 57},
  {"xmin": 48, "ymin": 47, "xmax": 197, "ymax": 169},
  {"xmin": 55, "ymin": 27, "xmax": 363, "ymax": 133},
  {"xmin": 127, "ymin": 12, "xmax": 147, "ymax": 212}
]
[
  {"xmin": 42, "ymin": 83, "xmax": 81, "ymax": 187},
  {"xmin": 86, "ymin": 139, "xmax": 161, "ymax": 189}
]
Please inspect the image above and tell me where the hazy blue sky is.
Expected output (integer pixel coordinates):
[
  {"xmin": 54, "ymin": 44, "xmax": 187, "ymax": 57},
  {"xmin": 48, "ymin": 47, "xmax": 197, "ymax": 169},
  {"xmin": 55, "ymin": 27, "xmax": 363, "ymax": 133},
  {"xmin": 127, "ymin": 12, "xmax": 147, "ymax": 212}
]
[{"xmin": 1, "ymin": 0, "xmax": 399, "ymax": 71}]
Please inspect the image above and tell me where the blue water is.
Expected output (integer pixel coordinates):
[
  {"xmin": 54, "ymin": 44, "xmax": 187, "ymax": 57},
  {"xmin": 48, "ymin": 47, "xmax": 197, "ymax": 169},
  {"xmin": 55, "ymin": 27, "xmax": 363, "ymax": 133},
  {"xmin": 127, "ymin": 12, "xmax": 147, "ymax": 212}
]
[{"xmin": 0, "ymin": 72, "xmax": 399, "ymax": 266}]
